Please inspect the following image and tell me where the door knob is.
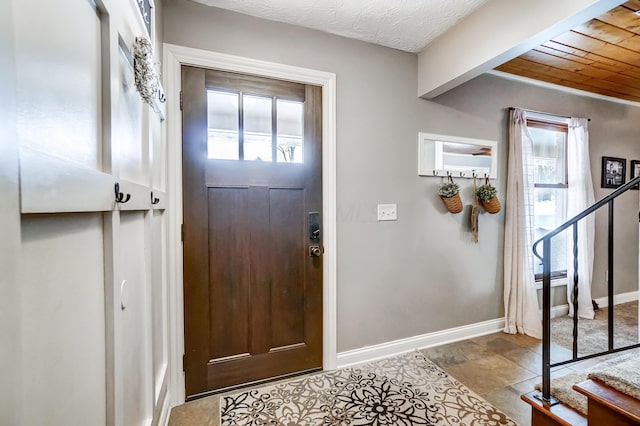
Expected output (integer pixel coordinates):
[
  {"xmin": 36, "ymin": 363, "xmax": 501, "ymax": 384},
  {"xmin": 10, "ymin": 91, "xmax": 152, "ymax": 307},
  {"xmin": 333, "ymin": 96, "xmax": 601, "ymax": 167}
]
[{"xmin": 309, "ymin": 245, "xmax": 322, "ymax": 257}]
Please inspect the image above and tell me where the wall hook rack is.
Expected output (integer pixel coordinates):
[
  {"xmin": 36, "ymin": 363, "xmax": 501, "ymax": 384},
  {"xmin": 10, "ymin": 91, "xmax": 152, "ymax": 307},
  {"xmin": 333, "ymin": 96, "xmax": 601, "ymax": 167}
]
[
  {"xmin": 115, "ymin": 183, "xmax": 131, "ymax": 204},
  {"xmin": 151, "ymin": 192, "xmax": 160, "ymax": 205}
]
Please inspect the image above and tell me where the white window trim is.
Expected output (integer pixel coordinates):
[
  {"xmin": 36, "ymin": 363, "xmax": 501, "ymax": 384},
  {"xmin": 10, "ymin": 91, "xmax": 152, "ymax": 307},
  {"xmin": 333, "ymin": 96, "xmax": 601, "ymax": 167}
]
[{"xmin": 535, "ymin": 276, "xmax": 567, "ymax": 290}]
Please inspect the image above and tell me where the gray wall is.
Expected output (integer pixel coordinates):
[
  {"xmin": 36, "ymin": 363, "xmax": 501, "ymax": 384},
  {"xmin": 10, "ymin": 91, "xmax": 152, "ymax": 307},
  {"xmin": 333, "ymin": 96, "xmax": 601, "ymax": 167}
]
[
  {"xmin": 164, "ymin": 0, "xmax": 640, "ymax": 352},
  {"xmin": 436, "ymin": 74, "xmax": 640, "ymax": 304}
]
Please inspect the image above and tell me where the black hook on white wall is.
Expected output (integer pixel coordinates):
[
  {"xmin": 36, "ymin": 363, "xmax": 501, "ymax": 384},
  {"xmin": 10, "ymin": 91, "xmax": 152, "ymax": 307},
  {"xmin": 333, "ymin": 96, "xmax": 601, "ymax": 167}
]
[
  {"xmin": 115, "ymin": 182, "xmax": 131, "ymax": 204},
  {"xmin": 151, "ymin": 192, "xmax": 160, "ymax": 205}
]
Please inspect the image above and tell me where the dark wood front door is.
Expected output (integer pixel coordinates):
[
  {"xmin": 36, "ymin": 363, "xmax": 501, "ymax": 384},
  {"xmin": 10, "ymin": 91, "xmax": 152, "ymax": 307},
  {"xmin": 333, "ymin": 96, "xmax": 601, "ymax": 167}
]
[{"xmin": 181, "ymin": 65, "xmax": 323, "ymax": 398}]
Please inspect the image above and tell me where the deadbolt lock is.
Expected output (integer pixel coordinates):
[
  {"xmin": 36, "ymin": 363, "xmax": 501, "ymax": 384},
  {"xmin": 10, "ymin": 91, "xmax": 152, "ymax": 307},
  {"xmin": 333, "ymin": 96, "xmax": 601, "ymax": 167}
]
[{"xmin": 309, "ymin": 245, "xmax": 323, "ymax": 257}]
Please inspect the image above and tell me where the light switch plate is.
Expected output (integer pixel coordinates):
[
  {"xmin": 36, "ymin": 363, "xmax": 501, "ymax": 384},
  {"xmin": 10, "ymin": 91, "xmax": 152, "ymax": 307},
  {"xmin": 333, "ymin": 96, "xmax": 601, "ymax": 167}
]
[{"xmin": 377, "ymin": 204, "xmax": 397, "ymax": 221}]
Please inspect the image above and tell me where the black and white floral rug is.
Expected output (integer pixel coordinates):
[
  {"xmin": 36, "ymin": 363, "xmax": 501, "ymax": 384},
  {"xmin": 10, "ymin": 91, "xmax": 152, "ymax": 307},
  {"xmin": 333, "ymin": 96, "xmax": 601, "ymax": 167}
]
[{"xmin": 220, "ymin": 351, "xmax": 516, "ymax": 425}]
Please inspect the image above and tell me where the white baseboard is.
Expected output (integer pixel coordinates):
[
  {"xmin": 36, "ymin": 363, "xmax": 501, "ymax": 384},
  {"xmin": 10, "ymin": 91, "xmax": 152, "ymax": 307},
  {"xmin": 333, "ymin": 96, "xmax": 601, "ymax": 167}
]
[
  {"xmin": 336, "ymin": 317, "xmax": 505, "ymax": 369},
  {"xmin": 547, "ymin": 290, "xmax": 638, "ymax": 319},
  {"xmin": 551, "ymin": 304, "xmax": 570, "ymax": 318},
  {"xmin": 336, "ymin": 291, "xmax": 639, "ymax": 369},
  {"xmin": 157, "ymin": 389, "xmax": 171, "ymax": 426},
  {"xmin": 595, "ymin": 290, "xmax": 638, "ymax": 308}
]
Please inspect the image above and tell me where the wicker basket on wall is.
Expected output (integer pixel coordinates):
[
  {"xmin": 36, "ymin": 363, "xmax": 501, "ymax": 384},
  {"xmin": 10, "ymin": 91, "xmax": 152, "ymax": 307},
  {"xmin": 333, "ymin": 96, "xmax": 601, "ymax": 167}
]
[
  {"xmin": 476, "ymin": 178, "xmax": 501, "ymax": 214},
  {"xmin": 442, "ymin": 193, "xmax": 463, "ymax": 214},
  {"xmin": 438, "ymin": 176, "xmax": 463, "ymax": 214},
  {"xmin": 480, "ymin": 196, "xmax": 501, "ymax": 214}
]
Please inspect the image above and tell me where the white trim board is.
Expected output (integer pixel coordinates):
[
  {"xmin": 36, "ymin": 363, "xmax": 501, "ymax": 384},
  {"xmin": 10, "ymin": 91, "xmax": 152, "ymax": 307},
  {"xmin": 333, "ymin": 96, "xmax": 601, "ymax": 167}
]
[
  {"xmin": 336, "ymin": 318, "xmax": 505, "ymax": 368},
  {"xmin": 595, "ymin": 290, "xmax": 639, "ymax": 308},
  {"xmin": 338, "ymin": 290, "xmax": 639, "ymax": 369},
  {"xmin": 546, "ymin": 290, "xmax": 638, "ymax": 319},
  {"xmin": 163, "ymin": 43, "xmax": 338, "ymax": 405}
]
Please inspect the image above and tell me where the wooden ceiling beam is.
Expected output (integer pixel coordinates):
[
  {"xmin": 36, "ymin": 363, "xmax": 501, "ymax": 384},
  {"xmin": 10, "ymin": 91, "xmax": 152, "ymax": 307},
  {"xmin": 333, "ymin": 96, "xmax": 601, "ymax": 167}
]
[
  {"xmin": 496, "ymin": 2, "xmax": 640, "ymax": 103},
  {"xmin": 496, "ymin": 63, "xmax": 640, "ymax": 102},
  {"xmin": 623, "ymin": 0, "xmax": 640, "ymax": 11},
  {"xmin": 496, "ymin": 53, "xmax": 640, "ymax": 97},
  {"xmin": 598, "ymin": 6, "xmax": 640, "ymax": 32},
  {"xmin": 572, "ymin": 19, "xmax": 636, "ymax": 45}
]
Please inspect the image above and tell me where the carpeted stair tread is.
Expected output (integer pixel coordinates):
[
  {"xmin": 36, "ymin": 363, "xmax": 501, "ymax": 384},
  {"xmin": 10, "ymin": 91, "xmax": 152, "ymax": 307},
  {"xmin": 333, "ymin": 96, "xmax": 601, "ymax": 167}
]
[
  {"xmin": 587, "ymin": 356, "xmax": 640, "ymax": 401},
  {"xmin": 573, "ymin": 379, "xmax": 640, "ymax": 422},
  {"xmin": 535, "ymin": 352, "xmax": 637, "ymax": 415}
]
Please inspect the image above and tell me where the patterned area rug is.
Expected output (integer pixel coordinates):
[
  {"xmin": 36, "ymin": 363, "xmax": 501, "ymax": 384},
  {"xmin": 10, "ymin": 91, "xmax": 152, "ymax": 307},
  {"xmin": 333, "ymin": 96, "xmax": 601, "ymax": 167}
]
[{"xmin": 220, "ymin": 351, "xmax": 515, "ymax": 425}]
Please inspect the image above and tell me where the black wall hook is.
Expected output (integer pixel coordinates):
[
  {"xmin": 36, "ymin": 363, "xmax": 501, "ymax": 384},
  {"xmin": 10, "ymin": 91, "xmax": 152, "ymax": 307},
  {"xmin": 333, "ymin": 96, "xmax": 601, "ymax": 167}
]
[
  {"xmin": 151, "ymin": 192, "xmax": 160, "ymax": 205},
  {"xmin": 115, "ymin": 182, "xmax": 131, "ymax": 204}
]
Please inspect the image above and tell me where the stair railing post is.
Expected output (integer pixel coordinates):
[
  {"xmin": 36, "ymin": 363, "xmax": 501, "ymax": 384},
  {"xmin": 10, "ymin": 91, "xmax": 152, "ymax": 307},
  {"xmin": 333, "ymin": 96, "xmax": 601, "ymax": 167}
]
[
  {"xmin": 608, "ymin": 200, "xmax": 614, "ymax": 351},
  {"xmin": 542, "ymin": 237, "xmax": 552, "ymax": 402},
  {"xmin": 572, "ymin": 223, "xmax": 579, "ymax": 360}
]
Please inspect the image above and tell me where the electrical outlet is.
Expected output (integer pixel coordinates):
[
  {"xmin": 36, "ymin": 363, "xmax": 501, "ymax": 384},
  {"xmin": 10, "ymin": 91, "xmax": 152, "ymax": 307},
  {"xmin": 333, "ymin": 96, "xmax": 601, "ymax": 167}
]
[{"xmin": 377, "ymin": 204, "xmax": 397, "ymax": 221}]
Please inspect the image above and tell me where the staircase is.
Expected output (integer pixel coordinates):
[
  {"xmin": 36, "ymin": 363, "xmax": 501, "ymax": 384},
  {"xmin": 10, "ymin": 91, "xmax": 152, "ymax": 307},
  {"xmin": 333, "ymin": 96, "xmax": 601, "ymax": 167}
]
[
  {"xmin": 522, "ymin": 379, "xmax": 640, "ymax": 425},
  {"xmin": 521, "ymin": 391, "xmax": 585, "ymax": 426},
  {"xmin": 521, "ymin": 175, "xmax": 640, "ymax": 425},
  {"xmin": 574, "ymin": 379, "xmax": 640, "ymax": 425}
]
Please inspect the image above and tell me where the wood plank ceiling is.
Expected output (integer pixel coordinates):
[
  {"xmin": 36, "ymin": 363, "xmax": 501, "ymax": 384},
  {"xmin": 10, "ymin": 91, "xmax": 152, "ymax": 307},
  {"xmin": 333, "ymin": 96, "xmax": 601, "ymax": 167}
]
[{"xmin": 495, "ymin": 0, "xmax": 640, "ymax": 103}]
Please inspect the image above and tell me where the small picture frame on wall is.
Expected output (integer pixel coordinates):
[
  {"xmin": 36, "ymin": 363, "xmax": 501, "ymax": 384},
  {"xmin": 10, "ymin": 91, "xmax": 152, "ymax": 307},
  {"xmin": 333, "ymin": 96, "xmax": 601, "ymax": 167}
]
[
  {"xmin": 631, "ymin": 160, "xmax": 640, "ymax": 190},
  {"xmin": 601, "ymin": 156, "xmax": 626, "ymax": 188}
]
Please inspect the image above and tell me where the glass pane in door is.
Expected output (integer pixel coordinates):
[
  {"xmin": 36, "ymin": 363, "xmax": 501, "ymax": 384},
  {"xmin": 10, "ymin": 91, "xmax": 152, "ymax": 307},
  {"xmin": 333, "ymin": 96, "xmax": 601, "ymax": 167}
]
[
  {"xmin": 207, "ymin": 90, "xmax": 239, "ymax": 160},
  {"xmin": 277, "ymin": 99, "xmax": 303, "ymax": 163},
  {"xmin": 243, "ymin": 95, "xmax": 272, "ymax": 161}
]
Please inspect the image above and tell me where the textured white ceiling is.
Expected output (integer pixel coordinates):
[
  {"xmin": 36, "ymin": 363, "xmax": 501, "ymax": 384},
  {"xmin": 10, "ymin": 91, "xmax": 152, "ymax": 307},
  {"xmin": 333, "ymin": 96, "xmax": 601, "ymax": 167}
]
[{"xmin": 190, "ymin": 0, "xmax": 489, "ymax": 53}]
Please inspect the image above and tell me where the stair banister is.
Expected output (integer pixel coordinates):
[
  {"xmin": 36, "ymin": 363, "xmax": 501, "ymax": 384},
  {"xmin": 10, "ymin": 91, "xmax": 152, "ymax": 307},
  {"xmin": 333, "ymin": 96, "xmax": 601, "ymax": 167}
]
[{"xmin": 532, "ymin": 174, "xmax": 640, "ymax": 403}]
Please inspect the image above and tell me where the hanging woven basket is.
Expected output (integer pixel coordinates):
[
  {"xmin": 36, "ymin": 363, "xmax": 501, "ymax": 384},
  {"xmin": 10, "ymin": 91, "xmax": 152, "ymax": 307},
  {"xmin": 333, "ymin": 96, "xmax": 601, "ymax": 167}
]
[
  {"xmin": 481, "ymin": 196, "xmax": 501, "ymax": 214},
  {"xmin": 441, "ymin": 193, "xmax": 463, "ymax": 214}
]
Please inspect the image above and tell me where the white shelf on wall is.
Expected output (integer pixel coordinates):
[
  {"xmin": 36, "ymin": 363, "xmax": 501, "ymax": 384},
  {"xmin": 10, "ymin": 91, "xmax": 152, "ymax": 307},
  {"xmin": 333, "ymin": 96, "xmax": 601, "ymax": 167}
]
[{"xmin": 417, "ymin": 132, "xmax": 498, "ymax": 179}]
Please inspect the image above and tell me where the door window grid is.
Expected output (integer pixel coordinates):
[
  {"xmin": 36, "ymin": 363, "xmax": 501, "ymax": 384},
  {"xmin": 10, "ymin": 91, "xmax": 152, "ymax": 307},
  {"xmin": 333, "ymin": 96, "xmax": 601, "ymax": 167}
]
[{"xmin": 207, "ymin": 89, "xmax": 303, "ymax": 163}]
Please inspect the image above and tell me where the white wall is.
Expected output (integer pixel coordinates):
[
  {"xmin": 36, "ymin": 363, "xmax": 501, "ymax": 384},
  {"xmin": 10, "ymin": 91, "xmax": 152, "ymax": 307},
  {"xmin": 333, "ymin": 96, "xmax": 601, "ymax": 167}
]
[
  {"xmin": 163, "ymin": 1, "xmax": 640, "ymax": 354},
  {"xmin": 7, "ymin": 0, "xmax": 171, "ymax": 424},
  {"xmin": 0, "ymin": 0, "xmax": 21, "ymax": 423},
  {"xmin": 20, "ymin": 215, "xmax": 107, "ymax": 424}
]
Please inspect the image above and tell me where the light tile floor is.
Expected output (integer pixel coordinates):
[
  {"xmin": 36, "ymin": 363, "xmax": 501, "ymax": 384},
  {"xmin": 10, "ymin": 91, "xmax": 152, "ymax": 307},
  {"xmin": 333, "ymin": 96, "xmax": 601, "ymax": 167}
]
[{"xmin": 169, "ymin": 332, "xmax": 585, "ymax": 426}]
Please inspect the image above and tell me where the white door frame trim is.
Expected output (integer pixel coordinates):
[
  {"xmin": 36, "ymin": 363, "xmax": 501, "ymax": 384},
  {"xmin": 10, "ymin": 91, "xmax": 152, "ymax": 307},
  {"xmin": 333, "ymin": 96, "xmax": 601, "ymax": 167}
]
[{"xmin": 163, "ymin": 43, "xmax": 337, "ymax": 404}]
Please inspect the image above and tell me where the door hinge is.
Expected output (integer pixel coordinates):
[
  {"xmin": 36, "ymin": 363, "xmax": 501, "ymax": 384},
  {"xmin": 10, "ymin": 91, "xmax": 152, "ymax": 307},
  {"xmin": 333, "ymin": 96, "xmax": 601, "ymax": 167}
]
[
  {"xmin": 181, "ymin": 224, "xmax": 184, "ymax": 242},
  {"xmin": 180, "ymin": 91, "xmax": 183, "ymax": 111},
  {"xmin": 182, "ymin": 354, "xmax": 186, "ymax": 371}
]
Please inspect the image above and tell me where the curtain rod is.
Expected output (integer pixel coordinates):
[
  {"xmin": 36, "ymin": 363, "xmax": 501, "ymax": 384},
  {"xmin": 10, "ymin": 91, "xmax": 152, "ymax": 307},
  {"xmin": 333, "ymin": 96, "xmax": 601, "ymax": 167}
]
[{"xmin": 508, "ymin": 107, "xmax": 590, "ymax": 122}]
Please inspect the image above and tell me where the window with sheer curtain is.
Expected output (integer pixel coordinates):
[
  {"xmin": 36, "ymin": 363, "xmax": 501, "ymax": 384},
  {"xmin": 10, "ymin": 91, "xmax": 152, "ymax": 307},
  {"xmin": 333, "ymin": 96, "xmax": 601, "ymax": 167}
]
[
  {"xmin": 528, "ymin": 119, "xmax": 568, "ymax": 282},
  {"xmin": 504, "ymin": 109, "xmax": 594, "ymax": 338}
]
